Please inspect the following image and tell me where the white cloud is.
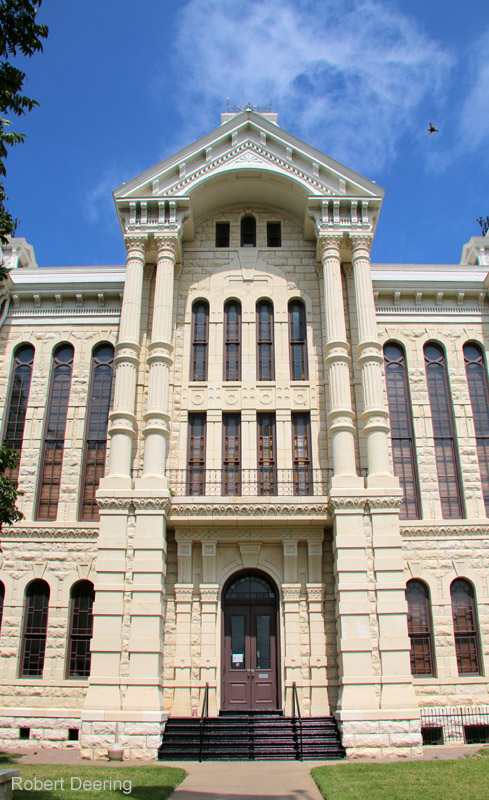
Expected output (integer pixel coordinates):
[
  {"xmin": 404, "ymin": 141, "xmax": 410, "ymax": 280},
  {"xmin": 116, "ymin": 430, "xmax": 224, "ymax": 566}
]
[
  {"xmin": 172, "ymin": 0, "xmax": 453, "ymax": 174},
  {"xmin": 457, "ymin": 27, "xmax": 489, "ymax": 155}
]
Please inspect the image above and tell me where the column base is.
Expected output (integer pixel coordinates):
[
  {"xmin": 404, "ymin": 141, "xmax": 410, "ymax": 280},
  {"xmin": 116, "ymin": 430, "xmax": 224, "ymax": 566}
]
[
  {"xmin": 330, "ymin": 475, "xmax": 364, "ymax": 489},
  {"xmin": 335, "ymin": 710, "xmax": 422, "ymax": 758}
]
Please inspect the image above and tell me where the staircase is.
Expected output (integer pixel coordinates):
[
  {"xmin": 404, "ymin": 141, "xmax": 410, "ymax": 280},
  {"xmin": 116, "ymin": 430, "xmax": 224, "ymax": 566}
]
[{"xmin": 158, "ymin": 711, "xmax": 346, "ymax": 761}]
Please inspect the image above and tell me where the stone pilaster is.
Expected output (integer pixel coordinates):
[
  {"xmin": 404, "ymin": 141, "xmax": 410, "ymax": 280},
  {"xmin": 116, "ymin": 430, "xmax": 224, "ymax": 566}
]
[
  {"xmin": 350, "ymin": 234, "xmax": 395, "ymax": 487},
  {"xmin": 139, "ymin": 234, "xmax": 178, "ymax": 488},
  {"xmin": 282, "ymin": 583, "xmax": 302, "ymax": 712},
  {"xmin": 307, "ymin": 583, "xmax": 330, "ymax": 714},
  {"xmin": 200, "ymin": 584, "xmax": 220, "ymax": 715},
  {"xmin": 172, "ymin": 584, "xmax": 194, "ymax": 715},
  {"xmin": 103, "ymin": 236, "xmax": 147, "ymax": 488},
  {"xmin": 317, "ymin": 234, "xmax": 360, "ymax": 486}
]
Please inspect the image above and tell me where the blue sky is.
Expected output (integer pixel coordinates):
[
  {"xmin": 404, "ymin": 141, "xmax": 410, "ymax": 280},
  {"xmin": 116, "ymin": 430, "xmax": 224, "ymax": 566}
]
[{"xmin": 4, "ymin": 0, "xmax": 489, "ymax": 267}]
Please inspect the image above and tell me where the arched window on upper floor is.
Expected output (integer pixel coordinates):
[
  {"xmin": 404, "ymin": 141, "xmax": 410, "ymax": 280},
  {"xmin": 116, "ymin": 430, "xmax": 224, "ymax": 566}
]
[
  {"xmin": 0, "ymin": 581, "xmax": 4, "ymax": 636},
  {"xmin": 405, "ymin": 580, "xmax": 435, "ymax": 676},
  {"xmin": 424, "ymin": 342, "xmax": 464, "ymax": 519},
  {"xmin": 383, "ymin": 342, "xmax": 420, "ymax": 519},
  {"xmin": 241, "ymin": 215, "xmax": 256, "ymax": 247},
  {"xmin": 288, "ymin": 300, "xmax": 308, "ymax": 381},
  {"xmin": 256, "ymin": 300, "xmax": 274, "ymax": 381},
  {"xmin": 450, "ymin": 578, "xmax": 482, "ymax": 675},
  {"xmin": 191, "ymin": 300, "xmax": 209, "ymax": 381},
  {"xmin": 36, "ymin": 344, "xmax": 74, "ymax": 520},
  {"xmin": 2, "ymin": 344, "xmax": 35, "ymax": 482},
  {"xmin": 20, "ymin": 579, "xmax": 50, "ymax": 678},
  {"xmin": 463, "ymin": 342, "xmax": 489, "ymax": 516},
  {"xmin": 224, "ymin": 300, "xmax": 241, "ymax": 381},
  {"xmin": 66, "ymin": 580, "xmax": 95, "ymax": 678},
  {"xmin": 79, "ymin": 344, "xmax": 114, "ymax": 521}
]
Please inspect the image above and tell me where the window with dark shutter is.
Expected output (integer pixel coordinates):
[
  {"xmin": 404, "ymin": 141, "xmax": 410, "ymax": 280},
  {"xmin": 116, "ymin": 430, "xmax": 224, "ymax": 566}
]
[
  {"xmin": 223, "ymin": 413, "xmax": 241, "ymax": 495},
  {"xmin": 257, "ymin": 412, "xmax": 276, "ymax": 495},
  {"xmin": 424, "ymin": 342, "xmax": 464, "ymax": 518},
  {"xmin": 191, "ymin": 300, "xmax": 209, "ymax": 381},
  {"xmin": 384, "ymin": 342, "xmax": 420, "ymax": 519},
  {"xmin": 79, "ymin": 344, "xmax": 114, "ymax": 521},
  {"xmin": 20, "ymin": 580, "xmax": 50, "ymax": 678},
  {"xmin": 224, "ymin": 300, "xmax": 241, "ymax": 381},
  {"xmin": 241, "ymin": 215, "xmax": 256, "ymax": 247},
  {"xmin": 406, "ymin": 580, "xmax": 435, "ymax": 676},
  {"xmin": 37, "ymin": 344, "xmax": 74, "ymax": 520},
  {"xmin": 451, "ymin": 579, "xmax": 481, "ymax": 675},
  {"xmin": 292, "ymin": 412, "xmax": 312, "ymax": 495},
  {"xmin": 267, "ymin": 222, "xmax": 281, "ymax": 247},
  {"xmin": 187, "ymin": 413, "xmax": 206, "ymax": 495},
  {"xmin": 288, "ymin": 300, "xmax": 308, "ymax": 381},
  {"xmin": 256, "ymin": 300, "xmax": 274, "ymax": 381},
  {"xmin": 66, "ymin": 581, "xmax": 95, "ymax": 678},
  {"xmin": 463, "ymin": 343, "xmax": 489, "ymax": 516},
  {"xmin": 216, "ymin": 222, "xmax": 230, "ymax": 248},
  {"xmin": 2, "ymin": 344, "xmax": 35, "ymax": 482}
]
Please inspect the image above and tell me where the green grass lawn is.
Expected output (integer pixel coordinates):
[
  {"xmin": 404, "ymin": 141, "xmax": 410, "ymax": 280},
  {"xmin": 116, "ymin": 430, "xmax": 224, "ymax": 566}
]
[
  {"xmin": 312, "ymin": 754, "xmax": 489, "ymax": 800},
  {"xmin": 0, "ymin": 757, "xmax": 186, "ymax": 800}
]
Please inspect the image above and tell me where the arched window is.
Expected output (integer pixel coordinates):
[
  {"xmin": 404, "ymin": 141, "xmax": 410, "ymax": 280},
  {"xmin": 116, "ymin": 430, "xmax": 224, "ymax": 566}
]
[
  {"xmin": 241, "ymin": 215, "xmax": 256, "ymax": 247},
  {"xmin": 256, "ymin": 301, "xmax": 274, "ymax": 381},
  {"xmin": 20, "ymin": 579, "xmax": 50, "ymax": 677},
  {"xmin": 66, "ymin": 581, "xmax": 95, "ymax": 678},
  {"xmin": 191, "ymin": 300, "xmax": 209, "ymax": 381},
  {"xmin": 2, "ymin": 344, "xmax": 35, "ymax": 482},
  {"xmin": 406, "ymin": 580, "xmax": 434, "ymax": 676},
  {"xmin": 451, "ymin": 579, "xmax": 482, "ymax": 675},
  {"xmin": 224, "ymin": 300, "xmax": 241, "ymax": 381},
  {"xmin": 79, "ymin": 344, "xmax": 114, "ymax": 520},
  {"xmin": 0, "ymin": 581, "xmax": 4, "ymax": 635},
  {"xmin": 424, "ymin": 342, "xmax": 463, "ymax": 518},
  {"xmin": 288, "ymin": 300, "xmax": 308, "ymax": 380},
  {"xmin": 463, "ymin": 343, "xmax": 489, "ymax": 515},
  {"xmin": 384, "ymin": 342, "xmax": 420, "ymax": 519},
  {"xmin": 37, "ymin": 344, "xmax": 74, "ymax": 520}
]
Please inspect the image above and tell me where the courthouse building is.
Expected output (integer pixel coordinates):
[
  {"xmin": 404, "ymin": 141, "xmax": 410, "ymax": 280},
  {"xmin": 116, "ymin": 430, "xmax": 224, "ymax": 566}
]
[{"xmin": 0, "ymin": 108, "xmax": 488, "ymax": 758}]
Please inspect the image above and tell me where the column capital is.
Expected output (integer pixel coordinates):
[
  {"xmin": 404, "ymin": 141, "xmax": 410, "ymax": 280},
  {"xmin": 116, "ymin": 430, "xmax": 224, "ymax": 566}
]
[
  {"xmin": 349, "ymin": 233, "xmax": 373, "ymax": 256},
  {"xmin": 124, "ymin": 235, "xmax": 148, "ymax": 257},
  {"xmin": 154, "ymin": 233, "xmax": 178, "ymax": 260},
  {"xmin": 317, "ymin": 232, "xmax": 344, "ymax": 258}
]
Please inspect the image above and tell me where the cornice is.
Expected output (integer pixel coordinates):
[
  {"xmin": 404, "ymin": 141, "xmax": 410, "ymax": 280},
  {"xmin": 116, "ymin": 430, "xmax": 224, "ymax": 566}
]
[
  {"xmin": 173, "ymin": 529, "xmax": 324, "ymax": 542},
  {"xmin": 401, "ymin": 524, "xmax": 489, "ymax": 539},
  {"xmin": 1, "ymin": 527, "xmax": 99, "ymax": 540},
  {"xmin": 169, "ymin": 503, "xmax": 330, "ymax": 518}
]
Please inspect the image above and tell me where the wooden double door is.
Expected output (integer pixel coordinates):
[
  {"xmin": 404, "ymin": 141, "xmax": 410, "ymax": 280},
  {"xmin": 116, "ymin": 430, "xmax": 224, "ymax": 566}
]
[{"xmin": 222, "ymin": 572, "xmax": 279, "ymax": 711}]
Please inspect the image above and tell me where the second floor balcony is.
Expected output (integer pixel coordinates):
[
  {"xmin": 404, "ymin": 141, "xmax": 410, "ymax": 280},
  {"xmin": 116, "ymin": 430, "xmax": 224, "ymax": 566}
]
[{"xmin": 167, "ymin": 468, "xmax": 332, "ymax": 498}]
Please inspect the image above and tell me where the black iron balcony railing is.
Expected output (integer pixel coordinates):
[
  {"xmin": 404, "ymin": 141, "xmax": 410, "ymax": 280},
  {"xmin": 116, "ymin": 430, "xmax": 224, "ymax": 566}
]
[{"xmin": 166, "ymin": 468, "xmax": 332, "ymax": 497}]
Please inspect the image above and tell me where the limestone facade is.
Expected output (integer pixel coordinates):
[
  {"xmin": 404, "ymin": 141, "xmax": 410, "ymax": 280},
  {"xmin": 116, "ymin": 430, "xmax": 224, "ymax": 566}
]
[{"xmin": 0, "ymin": 111, "xmax": 487, "ymax": 758}]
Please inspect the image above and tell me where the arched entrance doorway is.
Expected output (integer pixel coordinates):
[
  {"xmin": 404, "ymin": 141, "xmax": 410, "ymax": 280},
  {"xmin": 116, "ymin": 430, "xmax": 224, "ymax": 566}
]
[{"xmin": 221, "ymin": 570, "xmax": 280, "ymax": 711}]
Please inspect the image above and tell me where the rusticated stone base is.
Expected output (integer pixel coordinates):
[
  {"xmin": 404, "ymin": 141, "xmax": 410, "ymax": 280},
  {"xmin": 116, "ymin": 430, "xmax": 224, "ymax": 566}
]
[
  {"xmin": 80, "ymin": 713, "xmax": 168, "ymax": 760},
  {"xmin": 336, "ymin": 715, "xmax": 423, "ymax": 758},
  {"xmin": 0, "ymin": 709, "xmax": 82, "ymax": 751}
]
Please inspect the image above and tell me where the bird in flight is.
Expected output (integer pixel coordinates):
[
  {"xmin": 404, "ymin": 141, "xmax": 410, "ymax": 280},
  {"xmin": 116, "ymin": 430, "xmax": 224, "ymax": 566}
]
[{"xmin": 428, "ymin": 123, "xmax": 439, "ymax": 135}]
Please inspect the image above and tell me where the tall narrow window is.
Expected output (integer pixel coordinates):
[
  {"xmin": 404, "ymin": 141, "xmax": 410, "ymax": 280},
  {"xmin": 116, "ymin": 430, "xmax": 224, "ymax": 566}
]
[
  {"xmin": 257, "ymin": 413, "xmax": 276, "ymax": 495},
  {"xmin": 464, "ymin": 343, "xmax": 489, "ymax": 515},
  {"xmin": 424, "ymin": 342, "xmax": 463, "ymax": 519},
  {"xmin": 2, "ymin": 344, "xmax": 35, "ymax": 482},
  {"xmin": 66, "ymin": 581, "xmax": 95, "ymax": 678},
  {"xmin": 406, "ymin": 580, "xmax": 434, "ymax": 676},
  {"xmin": 241, "ymin": 215, "xmax": 256, "ymax": 247},
  {"xmin": 224, "ymin": 301, "xmax": 241, "ymax": 381},
  {"xmin": 288, "ymin": 300, "xmax": 308, "ymax": 381},
  {"xmin": 292, "ymin": 412, "xmax": 312, "ymax": 495},
  {"xmin": 216, "ymin": 222, "xmax": 230, "ymax": 248},
  {"xmin": 37, "ymin": 344, "xmax": 74, "ymax": 520},
  {"xmin": 267, "ymin": 222, "xmax": 281, "ymax": 247},
  {"xmin": 223, "ymin": 413, "xmax": 241, "ymax": 496},
  {"xmin": 256, "ymin": 301, "xmax": 274, "ymax": 381},
  {"xmin": 79, "ymin": 344, "xmax": 114, "ymax": 521},
  {"xmin": 191, "ymin": 300, "xmax": 209, "ymax": 381},
  {"xmin": 0, "ymin": 581, "xmax": 4, "ymax": 636},
  {"xmin": 384, "ymin": 343, "xmax": 420, "ymax": 519},
  {"xmin": 451, "ymin": 579, "xmax": 481, "ymax": 675},
  {"xmin": 187, "ymin": 413, "xmax": 206, "ymax": 495},
  {"xmin": 20, "ymin": 579, "xmax": 50, "ymax": 678}
]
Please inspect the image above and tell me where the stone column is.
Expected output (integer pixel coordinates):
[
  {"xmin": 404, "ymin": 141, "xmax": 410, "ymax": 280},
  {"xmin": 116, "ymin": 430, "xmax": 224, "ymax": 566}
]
[
  {"xmin": 104, "ymin": 236, "xmax": 147, "ymax": 487},
  {"xmin": 350, "ymin": 234, "xmax": 394, "ymax": 487},
  {"xmin": 140, "ymin": 235, "xmax": 178, "ymax": 487},
  {"xmin": 317, "ymin": 234, "xmax": 360, "ymax": 486}
]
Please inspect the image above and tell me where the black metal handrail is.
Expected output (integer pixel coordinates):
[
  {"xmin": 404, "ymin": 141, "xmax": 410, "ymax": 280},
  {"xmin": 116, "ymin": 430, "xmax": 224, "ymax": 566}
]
[
  {"xmin": 199, "ymin": 682, "xmax": 209, "ymax": 762},
  {"xmin": 166, "ymin": 468, "xmax": 333, "ymax": 497},
  {"xmin": 291, "ymin": 682, "xmax": 303, "ymax": 761}
]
